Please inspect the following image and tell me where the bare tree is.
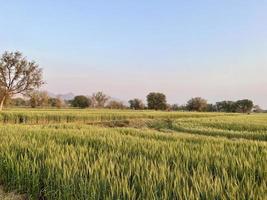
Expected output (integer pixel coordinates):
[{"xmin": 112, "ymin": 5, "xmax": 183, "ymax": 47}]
[
  {"xmin": 0, "ymin": 51, "xmax": 44, "ymax": 110},
  {"xmin": 91, "ymin": 92, "xmax": 109, "ymax": 108},
  {"xmin": 55, "ymin": 96, "xmax": 64, "ymax": 108},
  {"xmin": 28, "ymin": 91, "xmax": 49, "ymax": 108},
  {"xmin": 106, "ymin": 100, "xmax": 126, "ymax": 109}
]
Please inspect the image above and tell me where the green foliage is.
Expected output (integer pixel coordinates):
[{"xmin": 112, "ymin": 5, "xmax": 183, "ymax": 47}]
[
  {"xmin": 148, "ymin": 119, "xmax": 174, "ymax": 130},
  {"xmin": 216, "ymin": 101, "xmax": 237, "ymax": 112},
  {"xmin": 235, "ymin": 99, "xmax": 254, "ymax": 113},
  {"xmin": 128, "ymin": 98, "xmax": 144, "ymax": 110},
  {"xmin": 147, "ymin": 92, "xmax": 167, "ymax": 110},
  {"xmin": 71, "ymin": 95, "xmax": 90, "ymax": 108},
  {"xmin": 206, "ymin": 103, "xmax": 216, "ymax": 112},
  {"xmin": 216, "ymin": 99, "xmax": 254, "ymax": 113}
]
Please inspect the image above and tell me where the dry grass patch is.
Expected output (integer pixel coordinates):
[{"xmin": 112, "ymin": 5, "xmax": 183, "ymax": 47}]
[{"xmin": 0, "ymin": 187, "xmax": 25, "ymax": 200}]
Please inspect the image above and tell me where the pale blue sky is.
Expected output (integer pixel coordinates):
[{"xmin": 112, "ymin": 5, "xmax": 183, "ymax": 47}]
[{"xmin": 1, "ymin": 0, "xmax": 266, "ymax": 107}]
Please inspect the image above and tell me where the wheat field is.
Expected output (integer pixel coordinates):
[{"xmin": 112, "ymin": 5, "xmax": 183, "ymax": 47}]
[{"xmin": 0, "ymin": 109, "xmax": 266, "ymax": 200}]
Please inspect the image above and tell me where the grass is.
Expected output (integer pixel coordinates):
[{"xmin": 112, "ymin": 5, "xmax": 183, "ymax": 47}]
[{"xmin": 0, "ymin": 109, "xmax": 266, "ymax": 199}]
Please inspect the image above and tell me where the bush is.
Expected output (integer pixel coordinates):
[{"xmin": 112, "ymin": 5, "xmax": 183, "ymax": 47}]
[{"xmin": 71, "ymin": 95, "xmax": 90, "ymax": 108}]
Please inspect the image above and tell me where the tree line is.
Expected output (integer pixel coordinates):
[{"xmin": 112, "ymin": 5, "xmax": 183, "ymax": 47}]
[
  {"xmin": 70, "ymin": 93, "xmax": 259, "ymax": 113},
  {"xmin": 0, "ymin": 51, "xmax": 264, "ymax": 113},
  {"xmin": 5, "ymin": 91, "xmax": 262, "ymax": 114}
]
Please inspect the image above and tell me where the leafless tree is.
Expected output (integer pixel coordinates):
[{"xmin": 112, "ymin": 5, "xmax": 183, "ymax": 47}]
[
  {"xmin": 28, "ymin": 91, "xmax": 49, "ymax": 108},
  {"xmin": 91, "ymin": 92, "xmax": 109, "ymax": 108}
]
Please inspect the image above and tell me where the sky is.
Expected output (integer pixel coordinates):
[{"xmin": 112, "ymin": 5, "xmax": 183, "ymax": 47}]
[{"xmin": 0, "ymin": 0, "xmax": 266, "ymax": 108}]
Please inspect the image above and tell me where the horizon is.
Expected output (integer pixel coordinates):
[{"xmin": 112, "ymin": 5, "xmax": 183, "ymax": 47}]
[{"xmin": 1, "ymin": 1, "xmax": 266, "ymax": 108}]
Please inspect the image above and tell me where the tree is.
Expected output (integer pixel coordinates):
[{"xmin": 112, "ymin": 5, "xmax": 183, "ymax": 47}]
[
  {"xmin": 215, "ymin": 101, "xmax": 237, "ymax": 112},
  {"xmin": 235, "ymin": 99, "xmax": 253, "ymax": 113},
  {"xmin": 29, "ymin": 92, "xmax": 38, "ymax": 108},
  {"xmin": 38, "ymin": 91, "xmax": 49, "ymax": 107},
  {"xmin": 146, "ymin": 92, "xmax": 167, "ymax": 110},
  {"xmin": 71, "ymin": 95, "xmax": 90, "ymax": 108},
  {"xmin": 206, "ymin": 104, "xmax": 216, "ymax": 112},
  {"xmin": 128, "ymin": 98, "xmax": 145, "ymax": 110},
  {"xmin": 28, "ymin": 91, "xmax": 49, "ymax": 108},
  {"xmin": 106, "ymin": 100, "xmax": 126, "ymax": 109},
  {"xmin": 91, "ymin": 92, "xmax": 109, "ymax": 108},
  {"xmin": 48, "ymin": 98, "xmax": 57, "ymax": 107},
  {"xmin": 55, "ymin": 97, "xmax": 64, "ymax": 108},
  {"xmin": 49, "ymin": 97, "xmax": 64, "ymax": 108},
  {"xmin": 169, "ymin": 104, "xmax": 187, "ymax": 111},
  {"xmin": 186, "ymin": 97, "xmax": 208, "ymax": 112},
  {"xmin": 170, "ymin": 104, "xmax": 179, "ymax": 111},
  {"xmin": 0, "ymin": 51, "xmax": 44, "ymax": 110},
  {"xmin": 10, "ymin": 97, "xmax": 27, "ymax": 107}
]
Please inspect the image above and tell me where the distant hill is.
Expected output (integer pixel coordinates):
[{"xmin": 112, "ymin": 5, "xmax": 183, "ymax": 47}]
[{"xmin": 47, "ymin": 92, "xmax": 75, "ymax": 100}]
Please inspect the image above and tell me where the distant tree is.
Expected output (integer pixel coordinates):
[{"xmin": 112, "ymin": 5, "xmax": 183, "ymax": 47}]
[
  {"xmin": 91, "ymin": 92, "xmax": 109, "ymax": 108},
  {"xmin": 48, "ymin": 98, "xmax": 57, "ymax": 107},
  {"xmin": 10, "ymin": 97, "xmax": 27, "ymax": 107},
  {"xmin": 71, "ymin": 95, "xmax": 90, "ymax": 108},
  {"xmin": 206, "ymin": 104, "xmax": 216, "ymax": 112},
  {"xmin": 170, "ymin": 104, "xmax": 188, "ymax": 111},
  {"xmin": 29, "ymin": 92, "xmax": 38, "ymax": 108},
  {"xmin": 39, "ymin": 91, "xmax": 49, "ymax": 107},
  {"xmin": 49, "ymin": 97, "xmax": 64, "ymax": 108},
  {"xmin": 28, "ymin": 91, "xmax": 49, "ymax": 108},
  {"xmin": 186, "ymin": 97, "xmax": 208, "ymax": 112},
  {"xmin": 0, "ymin": 51, "xmax": 44, "ymax": 110},
  {"xmin": 55, "ymin": 97, "xmax": 64, "ymax": 108},
  {"xmin": 235, "ymin": 99, "xmax": 253, "ymax": 113},
  {"xmin": 170, "ymin": 104, "xmax": 179, "ymax": 111},
  {"xmin": 215, "ymin": 101, "xmax": 237, "ymax": 112},
  {"xmin": 146, "ymin": 92, "xmax": 167, "ymax": 110},
  {"xmin": 128, "ymin": 98, "xmax": 145, "ymax": 110},
  {"xmin": 106, "ymin": 100, "xmax": 126, "ymax": 109},
  {"xmin": 166, "ymin": 104, "xmax": 172, "ymax": 111}
]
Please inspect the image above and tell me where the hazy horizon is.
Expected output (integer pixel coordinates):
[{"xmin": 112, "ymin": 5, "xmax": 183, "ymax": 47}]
[{"xmin": 1, "ymin": 1, "xmax": 266, "ymax": 108}]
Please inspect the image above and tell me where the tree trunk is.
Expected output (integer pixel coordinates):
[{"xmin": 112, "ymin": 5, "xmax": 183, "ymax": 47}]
[{"xmin": 0, "ymin": 95, "xmax": 6, "ymax": 111}]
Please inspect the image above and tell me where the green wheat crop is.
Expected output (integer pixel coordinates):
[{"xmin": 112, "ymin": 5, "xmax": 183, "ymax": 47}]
[{"xmin": 0, "ymin": 109, "xmax": 266, "ymax": 199}]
